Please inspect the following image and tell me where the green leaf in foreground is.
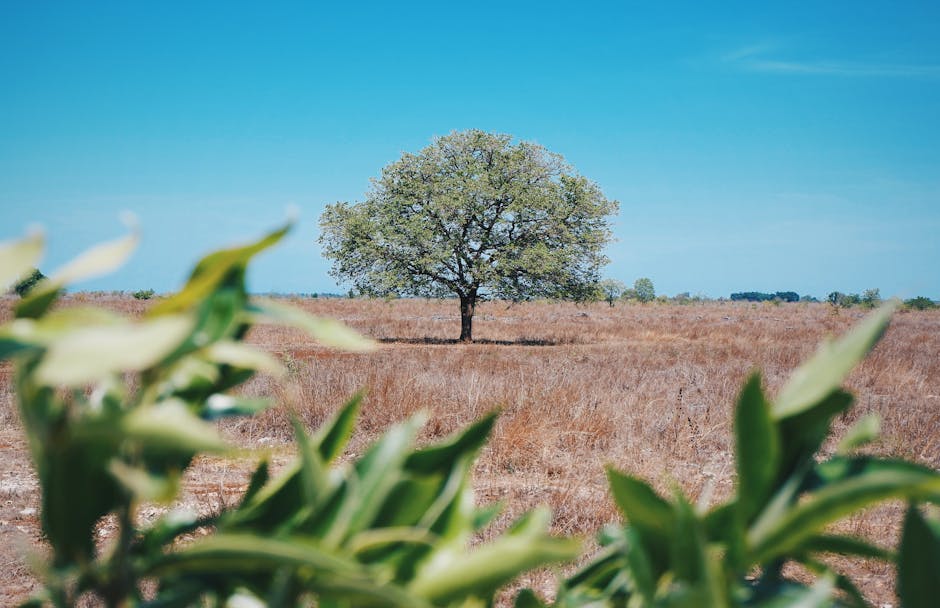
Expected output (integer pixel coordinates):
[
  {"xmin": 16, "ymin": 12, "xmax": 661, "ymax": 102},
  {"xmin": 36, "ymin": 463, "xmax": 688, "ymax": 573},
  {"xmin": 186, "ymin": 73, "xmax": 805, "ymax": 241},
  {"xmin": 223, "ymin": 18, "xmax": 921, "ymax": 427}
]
[
  {"xmin": 408, "ymin": 508, "xmax": 580, "ymax": 604},
  {"xmin": 149, "ymin": 533, "xmax": 424, "ymax": 607},
  {"xmin": 51, "ymin": 231, "xmax": 139, "ymax": 286},
  {"xmin": 0, "ymin": 231, "xmax": 43, "ymax": 291},
  {"xmin": 606, "ymin": 467, "xmax": 673, "ymax": 539},
  {"xmin": 898, "ymin": 505, "xmax": 940, "ymax": 608},
  {"xmin": 836, "ymin": 414, "xmax": 881, "ymax": 455},
  {"xmin": 314, "ymin": 392, "xmax": 364, "ymax": 463},
  {"xmin": 34, "ymin": 314, "xmax": 195, "ymax": 386},
  {"xmin": 121, "ymin": 400, "xmax": 227, "ymax": 454},
  {"xmin": 249, "ymin": 298, "xmax": 376, "ymax": 352},
  {"xmin": 735, "ymin": 373, "xmax": 780, "ymax": 522},
  {"xmin": 148, "ymin": 222, "xmax": 289, "ymax": 315},
  {"xmin": 774, "ymin": 304, "xmax": 894, "ymax": 419},
  {"xmin": 748, "ymin": 462, "xmax": 940, "ymax": 564}
]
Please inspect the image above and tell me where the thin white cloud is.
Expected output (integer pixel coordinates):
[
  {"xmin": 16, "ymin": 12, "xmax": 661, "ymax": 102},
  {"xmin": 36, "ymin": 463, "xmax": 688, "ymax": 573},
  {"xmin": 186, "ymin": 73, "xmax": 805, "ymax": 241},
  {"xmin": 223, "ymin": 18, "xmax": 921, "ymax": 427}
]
[{"xmin": 723, "ymin": 45, "xmax": 940, "ymax": 78}]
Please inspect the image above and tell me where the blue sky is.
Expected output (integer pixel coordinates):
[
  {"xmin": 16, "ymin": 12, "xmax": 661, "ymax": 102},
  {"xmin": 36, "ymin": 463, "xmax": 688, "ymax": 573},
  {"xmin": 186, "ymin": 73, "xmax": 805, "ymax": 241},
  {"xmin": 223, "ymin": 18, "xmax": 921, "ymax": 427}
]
[{"xmin": 2, "ymin": 1, "xmax": 938, "ymax": 299}]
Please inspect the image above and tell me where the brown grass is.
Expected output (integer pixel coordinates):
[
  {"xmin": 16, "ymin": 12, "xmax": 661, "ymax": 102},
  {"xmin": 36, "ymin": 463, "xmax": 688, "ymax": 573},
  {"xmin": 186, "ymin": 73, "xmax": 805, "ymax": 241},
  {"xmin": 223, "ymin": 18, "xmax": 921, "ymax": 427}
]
[{"xmin": 1, "ymin": 295, "xmax": 938, "ymax": 605}]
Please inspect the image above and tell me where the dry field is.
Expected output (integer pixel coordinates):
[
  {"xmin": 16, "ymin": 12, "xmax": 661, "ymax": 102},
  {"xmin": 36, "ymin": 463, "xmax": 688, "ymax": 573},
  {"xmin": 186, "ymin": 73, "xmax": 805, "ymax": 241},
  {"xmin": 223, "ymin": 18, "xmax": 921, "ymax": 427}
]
[{"xmin": 1, "ymin": 296, "xmax": 938, "ymax": 605}]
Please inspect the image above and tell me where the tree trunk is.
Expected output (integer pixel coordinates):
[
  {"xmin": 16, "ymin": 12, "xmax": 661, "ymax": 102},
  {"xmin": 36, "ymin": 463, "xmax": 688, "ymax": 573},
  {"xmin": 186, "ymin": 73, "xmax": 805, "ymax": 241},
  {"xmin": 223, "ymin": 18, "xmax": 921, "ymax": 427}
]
[{"xmin": 459, "ymin": 293, "xmax": 476, "ymax": 342}]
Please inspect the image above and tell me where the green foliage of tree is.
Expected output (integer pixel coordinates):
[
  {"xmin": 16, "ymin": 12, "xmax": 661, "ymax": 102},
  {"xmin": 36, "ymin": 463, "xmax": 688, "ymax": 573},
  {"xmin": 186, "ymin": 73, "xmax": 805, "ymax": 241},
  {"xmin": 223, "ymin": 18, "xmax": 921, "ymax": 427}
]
[
  {"xmin": 904, "ymin": 296, "xmax": 936, "ymax": 311},
  {"xmin": 132, "ymin": 288, "xmax": 155, "ymax": 300},
  {"xmin": 13, "ymin": 267, "xmax": 46, "ymax": 297},
  {"xmin": 598, "ymin": 279, "xmax": 626, "ymax": 307},
  {"xmin": 634, "ymin": 277, "xmax": 655, "ymax": 303},
  {"xmin": 319, "ymin": 130, "xmax": 618, "ymax": 341},
  {"xmin": 829, "ymin": 291, "xmax": 862, "ymax": 308},
  {"xmin": 862, "ymin": 288, "xmax": 881, "ymax": 309}
]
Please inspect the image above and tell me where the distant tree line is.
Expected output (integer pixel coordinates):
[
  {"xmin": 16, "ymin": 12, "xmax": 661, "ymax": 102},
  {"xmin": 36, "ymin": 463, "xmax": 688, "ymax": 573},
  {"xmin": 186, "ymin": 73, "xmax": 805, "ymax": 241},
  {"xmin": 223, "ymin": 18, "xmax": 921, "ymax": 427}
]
[
  {"xmin": 730, "ymin": 291, "xmax": 800, "ymax": 303},
  {"xmin": 10, "ymin": 265, "xmax": 936, "ymax": 313},
  {"xmin": 828, "ymin": 289, "xmax": 882, "ymax": 309}
]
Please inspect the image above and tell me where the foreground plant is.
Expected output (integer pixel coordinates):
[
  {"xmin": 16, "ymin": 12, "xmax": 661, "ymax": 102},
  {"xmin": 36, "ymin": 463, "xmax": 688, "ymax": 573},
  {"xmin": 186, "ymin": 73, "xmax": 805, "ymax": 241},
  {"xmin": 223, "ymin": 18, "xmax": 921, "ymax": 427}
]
[
  {"xmin": 2, "ymin": 225, "xmax": 938, "ymax": 608},
  {"xmin": 539, "ymin": 304, "xmax": 940, "ymax": 608},
  {"xmin": 0, "ymin": 225, "xmax": 576, "ymax": 607}
]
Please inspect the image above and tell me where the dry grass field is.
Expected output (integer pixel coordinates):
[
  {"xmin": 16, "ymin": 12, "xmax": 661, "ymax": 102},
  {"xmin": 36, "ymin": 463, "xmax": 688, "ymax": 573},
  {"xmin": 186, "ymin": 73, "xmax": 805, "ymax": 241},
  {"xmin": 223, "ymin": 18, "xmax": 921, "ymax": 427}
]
[{"xmin": 1, "ymin": 296, "xmax": 938, "ymax": 605}]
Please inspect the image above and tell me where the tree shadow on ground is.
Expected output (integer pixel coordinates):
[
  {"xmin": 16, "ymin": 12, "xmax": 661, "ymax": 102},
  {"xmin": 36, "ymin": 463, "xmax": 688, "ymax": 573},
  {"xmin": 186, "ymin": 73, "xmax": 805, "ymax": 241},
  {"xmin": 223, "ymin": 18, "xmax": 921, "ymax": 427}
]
[{"xmin": 377, "ymin": 337, "xmax": 563, "ymax": 346}]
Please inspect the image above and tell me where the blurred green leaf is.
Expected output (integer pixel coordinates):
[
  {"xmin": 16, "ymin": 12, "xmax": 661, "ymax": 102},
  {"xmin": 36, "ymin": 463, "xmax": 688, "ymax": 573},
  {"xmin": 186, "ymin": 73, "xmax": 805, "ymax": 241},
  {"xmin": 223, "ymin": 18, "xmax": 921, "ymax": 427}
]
[
  {"xmin": 735, "ymin": 373, "xmax": 781, "ymax": 523},
  {"xmin": 370, "ymin": 476, "xmax": 442, "ymax": 530},
  {"xmin": 35, "ymin": 315, "xmax": 195, "ymax": 386},
  {"xmin": 774, "ymin": 304, "xmax": 894, "ymax": 419},
  {"xmin": 836, "ymin": 414, "xmax": 881, "ymax": 455},
  {"xmin": 898, "ymin": 505, "xmax": 940, "ymax": 608},
  {"xmin": 109, "ymin": 460, "xmax": 179, "ymax": 503},
  {"xmin": 333, "ymin": 413, "xmax": 424, "ymax": 544},
  {"xmin": 796, "ymin": 534, "xmax": 893, "ymax": 561},
  {"xmin": 149, "ymin": 223, "xmax": 289, "ymax": 316},
  {"xmin": 0, "ymin": 231, "xmax": 43, "ymax": 291},
  {"xmin": 624, "ymin": 526, "xmax": 656, "ymax": 606},
  {"xmin": 753, "ymin": 573, "xmax": 836, "ymax": 608},
  {"xmin": 409, "ymin": 508, "xmax": 579, "ymax": 604},
  {"xmin": 473, "ymin": 501, "xmax": 503, "ymax": 533},
  {"xmin": 122, "ymin": 399, "xmax": 227, "ymax": 454},
  {"xmin": 777, "ymin": 390, "xmax": 853, "ymax": 484},
  {"xmin": 150, "ymin": 533, "xmax": 423, "ymax": 607},
  {"xmin": 292, "ymin": 416, "xmax": 330, "ymax": 510},
  {"xmin": 806, "ymin": 456, "xmax": 940, "ymax": 494},
  {"xmin": 224, "ymin": 463, "xmax": 308, "ymax": 532},
  {"xmin": 17, "ymin": 231, "xmax": 139, "ymax": 319},
  {"xmin": 749, "ymin": 461, "xmax": 940, "ymax": 564},
  {"xmin": 51, "ymin": 231, "xmax": 138, "ymax": 285},
  {"xmin": 0, "ymin": 335, "xmax": 38, "ymax": 360},
  {"xmin": 514, "ymin": 588, "xmax": 548, "ymax": 608},
  {"xmin": 314, "ymin": 392, "xmax": 364, "ymax": 463},
  {"xmin": 14, "ymin": 285, "xmax": 63, "ymax": 320},
  {"xmin": 348, "ymin": 527, "xmax": 437, "ymax": 557},
  {"xmin": 607, "ymin": 467, "xmax": 674, "ymax": 575},
  {"xmin": 607, "ymin": 468, "xmax": 673, "ymax": 537},
  {"xmin": 249, "ymin": 299, "xmax": 376, "ymax": 352},
  {"xmin": 671, "ymin": 492, "xmax": 708, "ymax": 585},
  {"xmin": 203, "ymin": 395, "xmax": 272, "ymax": 420},
  {"xmin": 205, "ymin": 341, "xmax": 285, "ymax": 377},
  {"xmin": 1, "ymin": 308, "xmax": 124, "ymax": 362},
  {"xmin": 151, "ymin": 532, "xmax": 358, "ymax": 575},
  {"xmin": 39, "ymin": 431, "xmax": 123, "ymax": 565},
  {"xmin": 405, "ymin": 412, "xmax": 496, "ymax": 475},
  {"xmin": 239, "ymin": 460, "xmax": 270, "ymax": 508}
]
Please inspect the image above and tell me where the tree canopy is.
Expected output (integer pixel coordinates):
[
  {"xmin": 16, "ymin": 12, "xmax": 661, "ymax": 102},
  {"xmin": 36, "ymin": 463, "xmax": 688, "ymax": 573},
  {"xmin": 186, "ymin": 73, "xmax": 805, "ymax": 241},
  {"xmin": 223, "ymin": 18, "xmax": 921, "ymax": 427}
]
[
  {"xmin": 319, "ymin": 130, "xmax": 618, "ymax": 341},
  {"xmin": 633, "ymin": 277, "xmax": 655, "ymax": 303}
]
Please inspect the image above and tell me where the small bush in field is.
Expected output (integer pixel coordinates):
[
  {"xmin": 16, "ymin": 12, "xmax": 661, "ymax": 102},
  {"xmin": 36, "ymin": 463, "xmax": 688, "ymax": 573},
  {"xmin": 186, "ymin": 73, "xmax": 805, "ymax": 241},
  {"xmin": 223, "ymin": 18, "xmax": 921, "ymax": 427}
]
[{"xmin": 132, "ymin": 288, "xmax": 155, "ymax": 300}]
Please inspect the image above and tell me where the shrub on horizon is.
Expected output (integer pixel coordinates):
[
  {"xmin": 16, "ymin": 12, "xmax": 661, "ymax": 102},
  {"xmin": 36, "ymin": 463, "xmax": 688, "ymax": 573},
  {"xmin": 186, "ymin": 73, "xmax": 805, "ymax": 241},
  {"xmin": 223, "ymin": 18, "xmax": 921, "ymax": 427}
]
[
  {"xmin": 904, "ymin": 296, "xmax": 937, "ymax": 311},
  {"xmin": 132, "ymin": 288, "xmax": 155, "ymax": 300}
]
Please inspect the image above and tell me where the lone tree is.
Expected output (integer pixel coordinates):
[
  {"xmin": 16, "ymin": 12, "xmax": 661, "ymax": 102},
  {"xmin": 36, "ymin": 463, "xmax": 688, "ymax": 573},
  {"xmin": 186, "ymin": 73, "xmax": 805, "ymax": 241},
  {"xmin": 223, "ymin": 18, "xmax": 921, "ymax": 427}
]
[
  {"xmin": 633, "ymin": 277, "xmax": 655, "ymax": 303},
  {"xmin": 598, "ymin": 279, "xmax": 626, "ymax": 307},
  {"xmin": 319, "ymin": 130, "xmax": 618, "ymax": 342}
]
